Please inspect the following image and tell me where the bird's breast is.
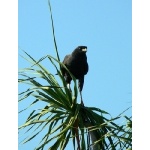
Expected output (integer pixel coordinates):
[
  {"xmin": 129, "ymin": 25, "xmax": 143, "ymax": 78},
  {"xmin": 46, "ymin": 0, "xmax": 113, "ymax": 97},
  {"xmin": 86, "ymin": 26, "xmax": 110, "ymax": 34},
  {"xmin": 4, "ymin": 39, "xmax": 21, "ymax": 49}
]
[{"xmin": 67, "ymin": 57, "xmax": 88, "ymax": 78}]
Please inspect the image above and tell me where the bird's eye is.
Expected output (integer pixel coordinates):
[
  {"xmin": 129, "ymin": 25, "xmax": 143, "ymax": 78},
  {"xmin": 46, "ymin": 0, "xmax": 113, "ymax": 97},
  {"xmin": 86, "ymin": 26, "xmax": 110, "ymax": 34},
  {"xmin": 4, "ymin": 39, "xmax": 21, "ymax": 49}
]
[{"xmin": 78, "ymin": 47, "xmax": 82, "ymax": 51}]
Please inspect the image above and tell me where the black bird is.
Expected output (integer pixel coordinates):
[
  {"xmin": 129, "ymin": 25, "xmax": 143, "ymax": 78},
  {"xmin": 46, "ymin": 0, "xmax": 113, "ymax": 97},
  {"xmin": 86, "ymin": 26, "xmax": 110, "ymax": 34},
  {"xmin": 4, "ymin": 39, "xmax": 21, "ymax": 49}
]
[{"xmin": 61, "ymin": 46, "xmax": 88, "ymax": 105}]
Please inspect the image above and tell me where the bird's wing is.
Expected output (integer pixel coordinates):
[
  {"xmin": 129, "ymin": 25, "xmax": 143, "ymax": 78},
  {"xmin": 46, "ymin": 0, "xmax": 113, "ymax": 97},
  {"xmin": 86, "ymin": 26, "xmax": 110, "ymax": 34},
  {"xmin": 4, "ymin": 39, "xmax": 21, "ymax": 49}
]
[
  {"xmin": 63, "ymin": 54, "xmax": 71, "ymax": 65},
  {"xmin": 61, "ymin": 54, "xmax": 71, "ymax": 76},
  {"xmin": 84, "ymin": 62, "xmax": 89, "ymax": 75}
]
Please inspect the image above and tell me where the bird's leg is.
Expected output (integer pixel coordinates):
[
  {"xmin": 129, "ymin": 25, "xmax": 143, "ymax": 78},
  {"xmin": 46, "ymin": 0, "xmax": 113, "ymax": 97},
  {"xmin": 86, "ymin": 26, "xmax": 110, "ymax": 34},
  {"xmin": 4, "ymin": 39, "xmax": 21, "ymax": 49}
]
[
  {"xmin": 67, "ymin": 83, "xmax": 72, "ymax": 93},
  {"xmin": 78, "ymin": 77, "xmax": 84, "ymax": 106},
  {"xmin": 65, "ymin": 76, "xmax": 72, "ymax": 93},
  {"xmin": 67, "ymin": 83, "xmax": 70, "ymax": 90},
  {"xmin": 79, "ymin": 90, "xmax": 84, "ymax": 106}
]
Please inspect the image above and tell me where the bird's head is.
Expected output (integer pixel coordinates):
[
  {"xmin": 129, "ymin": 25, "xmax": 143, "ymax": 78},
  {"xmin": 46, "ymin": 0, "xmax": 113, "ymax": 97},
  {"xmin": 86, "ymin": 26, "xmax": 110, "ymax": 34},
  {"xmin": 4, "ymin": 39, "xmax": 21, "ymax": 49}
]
[{"xmin": 72, "ymin": 46, "xmax": 87, "ymax": 56}]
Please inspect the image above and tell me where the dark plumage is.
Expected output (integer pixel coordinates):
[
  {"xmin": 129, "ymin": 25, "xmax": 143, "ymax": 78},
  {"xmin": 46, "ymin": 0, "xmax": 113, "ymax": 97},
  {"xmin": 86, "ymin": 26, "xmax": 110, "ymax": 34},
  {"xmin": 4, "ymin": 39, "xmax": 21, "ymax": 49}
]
[{"xmin": 61, "ymin": 46, "xmax": 88, "ymax": 104}]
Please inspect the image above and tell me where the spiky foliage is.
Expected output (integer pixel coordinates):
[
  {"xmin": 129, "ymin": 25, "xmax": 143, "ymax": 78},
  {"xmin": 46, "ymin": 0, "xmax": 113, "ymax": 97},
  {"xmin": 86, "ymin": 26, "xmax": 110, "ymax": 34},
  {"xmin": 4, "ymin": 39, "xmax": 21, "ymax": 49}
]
[
  {"xmin": 18, "ymin": 1, "xmax": 132, "ymax": 149},
  {"xmin": 18, "ymin": 51, "xmax": 132, "ymax": 150}
]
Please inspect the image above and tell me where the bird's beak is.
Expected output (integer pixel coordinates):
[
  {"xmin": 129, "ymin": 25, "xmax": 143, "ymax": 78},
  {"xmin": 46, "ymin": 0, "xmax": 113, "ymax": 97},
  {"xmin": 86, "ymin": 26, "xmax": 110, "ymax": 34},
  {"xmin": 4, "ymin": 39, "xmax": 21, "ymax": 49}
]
[{"xmin": 82, "ymin": 48, "xmax": 87, "ymax": 52}]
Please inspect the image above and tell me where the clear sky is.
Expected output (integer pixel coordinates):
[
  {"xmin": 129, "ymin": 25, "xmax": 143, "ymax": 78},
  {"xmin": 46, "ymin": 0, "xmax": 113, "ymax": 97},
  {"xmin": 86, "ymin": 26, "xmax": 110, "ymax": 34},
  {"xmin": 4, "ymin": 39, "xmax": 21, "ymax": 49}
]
[{"xmin": 18, "ymin": 0, "xmax": 132, "ymax": 149}]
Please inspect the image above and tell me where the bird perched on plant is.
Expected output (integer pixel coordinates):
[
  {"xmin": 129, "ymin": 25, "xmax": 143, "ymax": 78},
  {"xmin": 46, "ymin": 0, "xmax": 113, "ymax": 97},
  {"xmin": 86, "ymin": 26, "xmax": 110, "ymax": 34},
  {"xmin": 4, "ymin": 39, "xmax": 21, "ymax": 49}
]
[{"xmin": 61, "ymin": 46, "xmax": 88, "ymax": 105}]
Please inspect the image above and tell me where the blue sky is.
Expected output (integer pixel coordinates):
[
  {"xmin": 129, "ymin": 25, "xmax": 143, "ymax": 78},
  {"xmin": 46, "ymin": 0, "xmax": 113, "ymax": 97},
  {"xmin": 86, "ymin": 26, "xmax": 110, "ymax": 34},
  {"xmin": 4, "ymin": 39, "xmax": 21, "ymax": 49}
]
[{"xmin": 18, "ymin": 0, "xmax": 131, "ymax": 149}]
